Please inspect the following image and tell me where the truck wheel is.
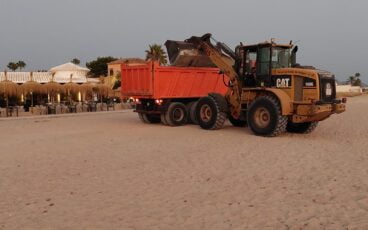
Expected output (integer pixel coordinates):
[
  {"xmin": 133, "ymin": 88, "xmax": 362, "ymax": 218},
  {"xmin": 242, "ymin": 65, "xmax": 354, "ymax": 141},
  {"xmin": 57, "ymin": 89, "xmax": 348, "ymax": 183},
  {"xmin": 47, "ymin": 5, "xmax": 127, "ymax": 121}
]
[
  {"xmin": 138, "ymin": 113, "xmax": 161, "ymax": 124},
  {"xmin": 186, "ymin": 101, "xmax": 198, "ymax": 125},
  {"xmin": 286, "ymin": 121, "xmax": 318, "ymax": 134},
  {"xmin": 138, "ymin": 113, "xmax": 147, "ymax": 123},
  {"xmin": 145, "ymin": 114, "xmax": 161, "ymax": 123},
  {"xmin": 247, "ymin": 95, "xmax": 287, "ymax": 136},
  {"xmin": 229, "ymin": 115, "xmax": 247, "ymax": 127},
  {"xmin": 161, "ymin": 113, "xmax": 168, "ymax": 125},
  {"xmin": 165, "ymin": 102, "xmax": 187, "ymax": 126},
  {"xmin": 196, "ymin": 96, "xmax": 227, "ymax": 130}
]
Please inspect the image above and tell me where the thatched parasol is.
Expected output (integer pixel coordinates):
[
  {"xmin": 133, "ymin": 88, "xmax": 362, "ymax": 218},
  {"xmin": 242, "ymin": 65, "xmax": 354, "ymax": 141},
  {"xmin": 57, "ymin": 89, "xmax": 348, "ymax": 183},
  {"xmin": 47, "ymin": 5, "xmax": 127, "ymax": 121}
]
[
  {"xmin": 64, "ymin": 82, "xmax": 80, "ymax": 93},
  {"xmin": 79, "ymin": 82, "xmax": 95, "ymax": 94},
  {"xmin": 96, "ymin": 84, "xmax": 112, "ymax": 97},
  {"xmin": 42, "ymin": 73, "xmax": 63, "ymax": 93},
  {"xmin": 42, "ymin": 81, "xmax": 64, "ymax": 93},
  {"xmin": 20, "ymin": 72, "xmax": 43, "ymax": 94},
  {"xmin": 0, "ymin": 71, "xmax": 20, "ymax": 109},
  {"xmin": 0, "ymin": 80, "xmax": 19, "ymax": 96}
]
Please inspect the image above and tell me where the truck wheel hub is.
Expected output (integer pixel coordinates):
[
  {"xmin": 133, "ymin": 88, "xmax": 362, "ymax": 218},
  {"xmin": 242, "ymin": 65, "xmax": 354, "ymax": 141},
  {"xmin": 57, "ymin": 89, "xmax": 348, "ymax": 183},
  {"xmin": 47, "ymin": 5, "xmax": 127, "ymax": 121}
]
[
  {"xmin": 173, "ymin": 108, "xmax": 184, "ymax": 121},
  {"xmin": 254, "ymin": 107, "xmax": 270, "ymax": 128},
  {"xmin": 200, "ymin": 105, "xmax": 212, "ymax": 122}
]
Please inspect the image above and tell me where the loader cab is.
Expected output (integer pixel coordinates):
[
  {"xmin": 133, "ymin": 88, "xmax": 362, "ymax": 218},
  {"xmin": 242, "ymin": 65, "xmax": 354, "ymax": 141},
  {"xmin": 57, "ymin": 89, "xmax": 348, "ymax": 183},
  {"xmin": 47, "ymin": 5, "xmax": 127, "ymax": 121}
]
[{"xmin": 240, "ymin": 42, "xmax": 295, "ymax": 87}]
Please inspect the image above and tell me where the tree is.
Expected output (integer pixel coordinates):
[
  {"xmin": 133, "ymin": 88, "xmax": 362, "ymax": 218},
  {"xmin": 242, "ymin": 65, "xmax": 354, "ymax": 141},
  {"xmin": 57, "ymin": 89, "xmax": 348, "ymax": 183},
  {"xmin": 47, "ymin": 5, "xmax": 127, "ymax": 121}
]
[
  {"xmin": 112, "ymin": 72, "xmax": 121, "ymax": 90},
  {"xmin": 346, "ymin": 73, "xmax": 362, "ymax": 87},
  {"xmin": 7, "ymin": 62, "xmax": 18, "ymax": 71},
  {"xmin": 71, "ymin": 58, "xmax": 80, "ymax": 65},
  {"xmin": 145, "ymin": 44, "xmax": 167, "ymax": 65},
  {"xmin": 348, "ymin": 75, "xmax": 355, "ymax": 85},
  {"xmin": 17, "ymin": 61, "xmax": 26, "ymax": 71},
  {"xmin": 353, "ymin": 73, "xmax": 361, "ymax": 86},
  {"xmin": 86, "ymin": 56, "xmax": 117, "ymax": 77}
]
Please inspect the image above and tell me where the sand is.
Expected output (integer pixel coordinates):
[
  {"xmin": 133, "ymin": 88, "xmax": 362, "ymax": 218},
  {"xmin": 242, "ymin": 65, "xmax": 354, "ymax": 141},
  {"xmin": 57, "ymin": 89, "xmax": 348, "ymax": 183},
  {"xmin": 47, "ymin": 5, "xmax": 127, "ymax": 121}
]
[{"xmin": 0, "ymin": 96, "xmax": 367, "ymax": 230}]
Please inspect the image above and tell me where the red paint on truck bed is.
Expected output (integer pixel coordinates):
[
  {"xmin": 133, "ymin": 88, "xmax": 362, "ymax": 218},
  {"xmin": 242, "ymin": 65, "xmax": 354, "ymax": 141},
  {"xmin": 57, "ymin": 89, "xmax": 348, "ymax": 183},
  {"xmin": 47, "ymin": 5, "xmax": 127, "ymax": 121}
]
[{"xmin": 121, "ymin": 61, "xmax": 228, "ymax": 99}]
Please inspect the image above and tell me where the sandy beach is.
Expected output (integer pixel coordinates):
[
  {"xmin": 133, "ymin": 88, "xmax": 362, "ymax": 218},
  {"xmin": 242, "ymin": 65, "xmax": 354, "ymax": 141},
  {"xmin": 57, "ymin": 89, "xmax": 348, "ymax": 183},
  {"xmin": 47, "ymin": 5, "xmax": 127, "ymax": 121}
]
[{"xmin": 0, "ymin": 95, "xmax": 367, "ymax": 229}]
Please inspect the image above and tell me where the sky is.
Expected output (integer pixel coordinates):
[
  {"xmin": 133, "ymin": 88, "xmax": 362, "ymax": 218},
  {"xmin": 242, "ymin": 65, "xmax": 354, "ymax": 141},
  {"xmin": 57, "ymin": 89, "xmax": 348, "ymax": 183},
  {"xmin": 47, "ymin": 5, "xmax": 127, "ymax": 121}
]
[{"xmin": 0, "ymin": 0, "xmax": 367, "ymax": 82}]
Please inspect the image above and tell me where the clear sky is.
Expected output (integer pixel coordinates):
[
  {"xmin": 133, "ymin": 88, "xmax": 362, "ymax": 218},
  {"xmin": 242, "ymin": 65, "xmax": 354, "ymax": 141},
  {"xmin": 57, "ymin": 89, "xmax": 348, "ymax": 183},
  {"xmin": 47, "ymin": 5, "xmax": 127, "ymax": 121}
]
[{"xmin": 0, "ymin": 0, "xmax": 367, "ymax": 82}]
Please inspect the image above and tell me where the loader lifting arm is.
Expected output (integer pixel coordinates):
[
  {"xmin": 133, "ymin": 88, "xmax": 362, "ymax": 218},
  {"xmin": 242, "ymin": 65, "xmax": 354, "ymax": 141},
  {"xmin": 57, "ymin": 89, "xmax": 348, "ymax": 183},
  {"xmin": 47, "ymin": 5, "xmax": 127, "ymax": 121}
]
[{"xmin": 186, "ymin": 34, "xmax": 242, "ymax": 118}]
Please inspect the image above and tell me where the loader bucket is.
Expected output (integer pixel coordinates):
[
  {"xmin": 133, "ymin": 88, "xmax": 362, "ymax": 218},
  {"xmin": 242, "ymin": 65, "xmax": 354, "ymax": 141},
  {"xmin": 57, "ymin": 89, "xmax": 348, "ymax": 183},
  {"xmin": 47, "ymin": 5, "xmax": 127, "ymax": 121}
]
[{"xmin": 164, "ymin": 40, "xmax": 216, "ymax": 67}]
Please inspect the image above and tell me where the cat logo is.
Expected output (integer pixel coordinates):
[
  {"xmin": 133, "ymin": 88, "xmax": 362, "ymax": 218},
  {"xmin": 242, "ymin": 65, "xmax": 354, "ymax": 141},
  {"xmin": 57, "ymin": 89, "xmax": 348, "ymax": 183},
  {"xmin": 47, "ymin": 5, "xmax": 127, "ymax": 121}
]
[{"xmin": 276, "ymin": 78, "xmax": 290, "ymax": 88}]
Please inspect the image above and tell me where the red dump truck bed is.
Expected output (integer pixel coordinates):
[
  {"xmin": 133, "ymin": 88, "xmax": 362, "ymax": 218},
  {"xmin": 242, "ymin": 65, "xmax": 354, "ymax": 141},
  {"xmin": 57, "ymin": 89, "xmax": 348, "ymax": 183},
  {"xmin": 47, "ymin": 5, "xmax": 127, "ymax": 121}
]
[{"xmin": 121, "ymin": 61, "xmax": 227, "ymax": 99}]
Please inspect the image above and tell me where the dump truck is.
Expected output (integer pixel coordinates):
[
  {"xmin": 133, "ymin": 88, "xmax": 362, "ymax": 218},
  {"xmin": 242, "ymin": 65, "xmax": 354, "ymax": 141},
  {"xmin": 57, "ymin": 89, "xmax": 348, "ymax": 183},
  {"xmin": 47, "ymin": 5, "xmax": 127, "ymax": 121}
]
[
  {"xmin": 121, "ymin": 61, "xmax": 228, "ymax": 126},
  {"xmin": 122, "ymin": 33, "xmax": 346, "ymax": 136}
]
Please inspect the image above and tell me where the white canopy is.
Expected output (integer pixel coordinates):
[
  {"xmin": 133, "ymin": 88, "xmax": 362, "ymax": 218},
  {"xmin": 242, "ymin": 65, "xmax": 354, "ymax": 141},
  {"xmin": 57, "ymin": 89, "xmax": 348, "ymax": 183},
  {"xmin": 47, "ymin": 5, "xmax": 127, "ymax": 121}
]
[{"xmin": 49, "ymin": 62, "xmax": 89, "ymax": 73}]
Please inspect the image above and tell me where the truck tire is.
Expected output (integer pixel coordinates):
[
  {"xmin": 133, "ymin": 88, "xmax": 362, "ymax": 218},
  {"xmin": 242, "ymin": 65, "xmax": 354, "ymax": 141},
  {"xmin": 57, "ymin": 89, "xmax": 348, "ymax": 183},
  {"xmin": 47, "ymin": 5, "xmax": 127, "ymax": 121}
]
[
  {"xmin": 196, "ymin": 96, "xmax": 227, "ymax": 130},
  {"xmin": 247, "ymin": 95, "xmax": 287, "ymax": 137},
  {"xmin": 286, "ymin": 121, "xmax": 318, "ymax": 134},
  {"xmin": 138, "ymin": 113, "xmax": 161, "ymax": 124},
  {"xmin": 229, "ymin": 115, "xmax": 247, "ymax": 127},
  {"xmin": 138, "ymin": 112, "xmax": 147, "ymax": 123},
  {"xmin": 186, "ymin": 101, "xmax": 198, "ymax": 125},
  {"xmin": 165, "ymin": 102, "xmax": 187, "ymax": 126},
  {"xmin": 161, "ymin": 113, "xmax": 168, "ymax": 125}
]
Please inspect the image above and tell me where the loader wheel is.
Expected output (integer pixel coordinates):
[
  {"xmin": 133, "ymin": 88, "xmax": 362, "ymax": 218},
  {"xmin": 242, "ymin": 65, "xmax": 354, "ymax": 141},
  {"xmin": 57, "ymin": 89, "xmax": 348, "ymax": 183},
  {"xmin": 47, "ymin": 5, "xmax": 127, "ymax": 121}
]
[
  {"xmin": 196, "ymin": 96, "xmax": 227, "ymax": 130},
  {"xmin": 286, "ymin": 121, "xmax": 318, "ymax": 134},
  {"xmin": 229, "ymin": 115, "xmax": 247, "ymax": 127},
  {"xmin": 247, "ymin": 95, "xmax": 287, "ymax": 137},
  {"xmin": 138, "ymin": 113, "xmax": 161, "ymax": 124},
  {"xmin": 187, "ymin": 101, "xmax": 198, "ymax": 125},
  {"xmin": 165, "ymin": 102, "xmax": 187, "ymax": 126}
]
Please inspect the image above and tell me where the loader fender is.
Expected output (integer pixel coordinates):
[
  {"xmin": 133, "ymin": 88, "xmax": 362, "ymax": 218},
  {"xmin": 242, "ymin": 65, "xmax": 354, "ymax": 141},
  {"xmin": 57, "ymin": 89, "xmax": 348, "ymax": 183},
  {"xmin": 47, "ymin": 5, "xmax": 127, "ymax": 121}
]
[{"xmin": 262, "ymin": 88, "xmax": 292, "ymax": 115}]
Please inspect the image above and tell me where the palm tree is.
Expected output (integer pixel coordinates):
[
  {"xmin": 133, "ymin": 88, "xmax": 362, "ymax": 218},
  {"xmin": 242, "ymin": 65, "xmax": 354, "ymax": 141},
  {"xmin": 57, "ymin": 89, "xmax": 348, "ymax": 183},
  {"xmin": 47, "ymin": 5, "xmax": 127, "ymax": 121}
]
[
  {"xmin": 17, "ymin": 61, "xmax": 26, "ymax": 71},
  {"xmin": 71, "ymin": 58, "xmax": 80, "ymax": 65},
  {"xmin": 145, "ymin": 44, "xmax": 168, "ymax": 65},
  {"xmin": 348, "ymin": 76, "xmax": 355, "ymax": 85},
  {"xmin": 7, "ymin": 62, "xmax": 18, "ymax": 71}
]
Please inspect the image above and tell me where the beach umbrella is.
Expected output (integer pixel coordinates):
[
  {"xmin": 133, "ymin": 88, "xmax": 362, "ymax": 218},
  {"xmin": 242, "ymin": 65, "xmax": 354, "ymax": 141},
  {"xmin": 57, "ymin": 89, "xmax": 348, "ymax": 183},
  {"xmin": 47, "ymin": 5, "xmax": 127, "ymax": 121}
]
[
  {"xmin": 42, "ymin": 74, "xmax": 64, "ymax": 103},
  {"xmin": 0, "ymin": 80, "xmax": 19, "ymax": 96},
  {"xmin": 20, "ymin": 72, "xmax": 43, "ymax": 94},
  {"xmin": 64, "ymin": 82, "xmax": 81, "ymax": 93},
  {"xmin": 96, "ymin": 84, "xmax": 112, "ymax": 97},
  {"xmin": 42, "ymin": 81, "xmax": 64, "ymax": 93},
  {"xmin": 20, "ymin": 72, "xmax": 44, "ymax": 107},
  {"xmin": 63, "ymin": 73, "xmax": 80, "ymax": 93},
  {"xmin": 0, "ymin": 71, "xmax": 20, "ymax": 109},
  {"xmin": 79, "ymin": 82, "xmax": 94, "ymax": 94}
]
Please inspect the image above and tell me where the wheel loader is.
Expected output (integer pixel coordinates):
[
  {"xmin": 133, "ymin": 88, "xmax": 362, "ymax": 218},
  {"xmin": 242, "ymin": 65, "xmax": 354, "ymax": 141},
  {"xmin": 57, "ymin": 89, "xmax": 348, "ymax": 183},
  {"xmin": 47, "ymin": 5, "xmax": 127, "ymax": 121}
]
[{"xmin": 168, "ymin": 33, "xmax": 346, "ymax": 136}]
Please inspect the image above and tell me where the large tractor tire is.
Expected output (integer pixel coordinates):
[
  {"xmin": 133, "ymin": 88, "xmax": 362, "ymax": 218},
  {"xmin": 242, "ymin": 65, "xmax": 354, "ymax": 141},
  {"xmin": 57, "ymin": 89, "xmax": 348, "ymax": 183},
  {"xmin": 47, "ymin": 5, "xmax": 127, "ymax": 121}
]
[
  {"xmin": 196, "ymin": 95, "xmax": 227, "ymax": 130},
  {"xmin": 247, "ymin": 95, "xmax": 287, "ymax": 137},
  {"xmin": 186, "ymin": 101, "xmax": 199, "ymax": 125},
  {"xmin": 165, "ymin": 102, "xmax": 188, "ymax": 126},
  {"xmin": 286, "ymin": 121, "xmax": 318, "ymax": 134},
  {"xmin": 138, "ymin": 113, "xmax": 161, "ymax": 124},
  {"xmin": 228, "ymin": 115, "xmax": 247, "ymax": 127}
]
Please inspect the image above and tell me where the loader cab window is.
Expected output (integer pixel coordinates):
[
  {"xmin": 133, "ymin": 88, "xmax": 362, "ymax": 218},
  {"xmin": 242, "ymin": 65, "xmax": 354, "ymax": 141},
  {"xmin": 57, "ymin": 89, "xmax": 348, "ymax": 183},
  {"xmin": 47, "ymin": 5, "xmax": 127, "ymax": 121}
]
[
  {"xmin": 257, "ymin": 47, "xmax": 271, "ymax": 76},
  {"xmin": 244, "ymin": 50, "xmax": 257, "ymax": 75},
  {"xmin": 271, "ymin": 47, "xmax": 291, "ymax": 69}
]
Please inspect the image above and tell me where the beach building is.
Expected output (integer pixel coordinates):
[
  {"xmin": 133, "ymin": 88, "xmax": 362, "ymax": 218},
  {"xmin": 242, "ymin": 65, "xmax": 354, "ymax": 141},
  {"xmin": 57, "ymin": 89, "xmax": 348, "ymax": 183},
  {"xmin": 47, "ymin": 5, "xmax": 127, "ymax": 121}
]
[
  {"xmin": 0, "ymin": 62, "xmax": 104, "ymax": 109},
  {"xmin": 106, "ymin": 58, "xmax": 146, "ymax": 89},
  {"xmin": 0, "ymin": 62, "xmax": 99, "ymax": 84}
]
